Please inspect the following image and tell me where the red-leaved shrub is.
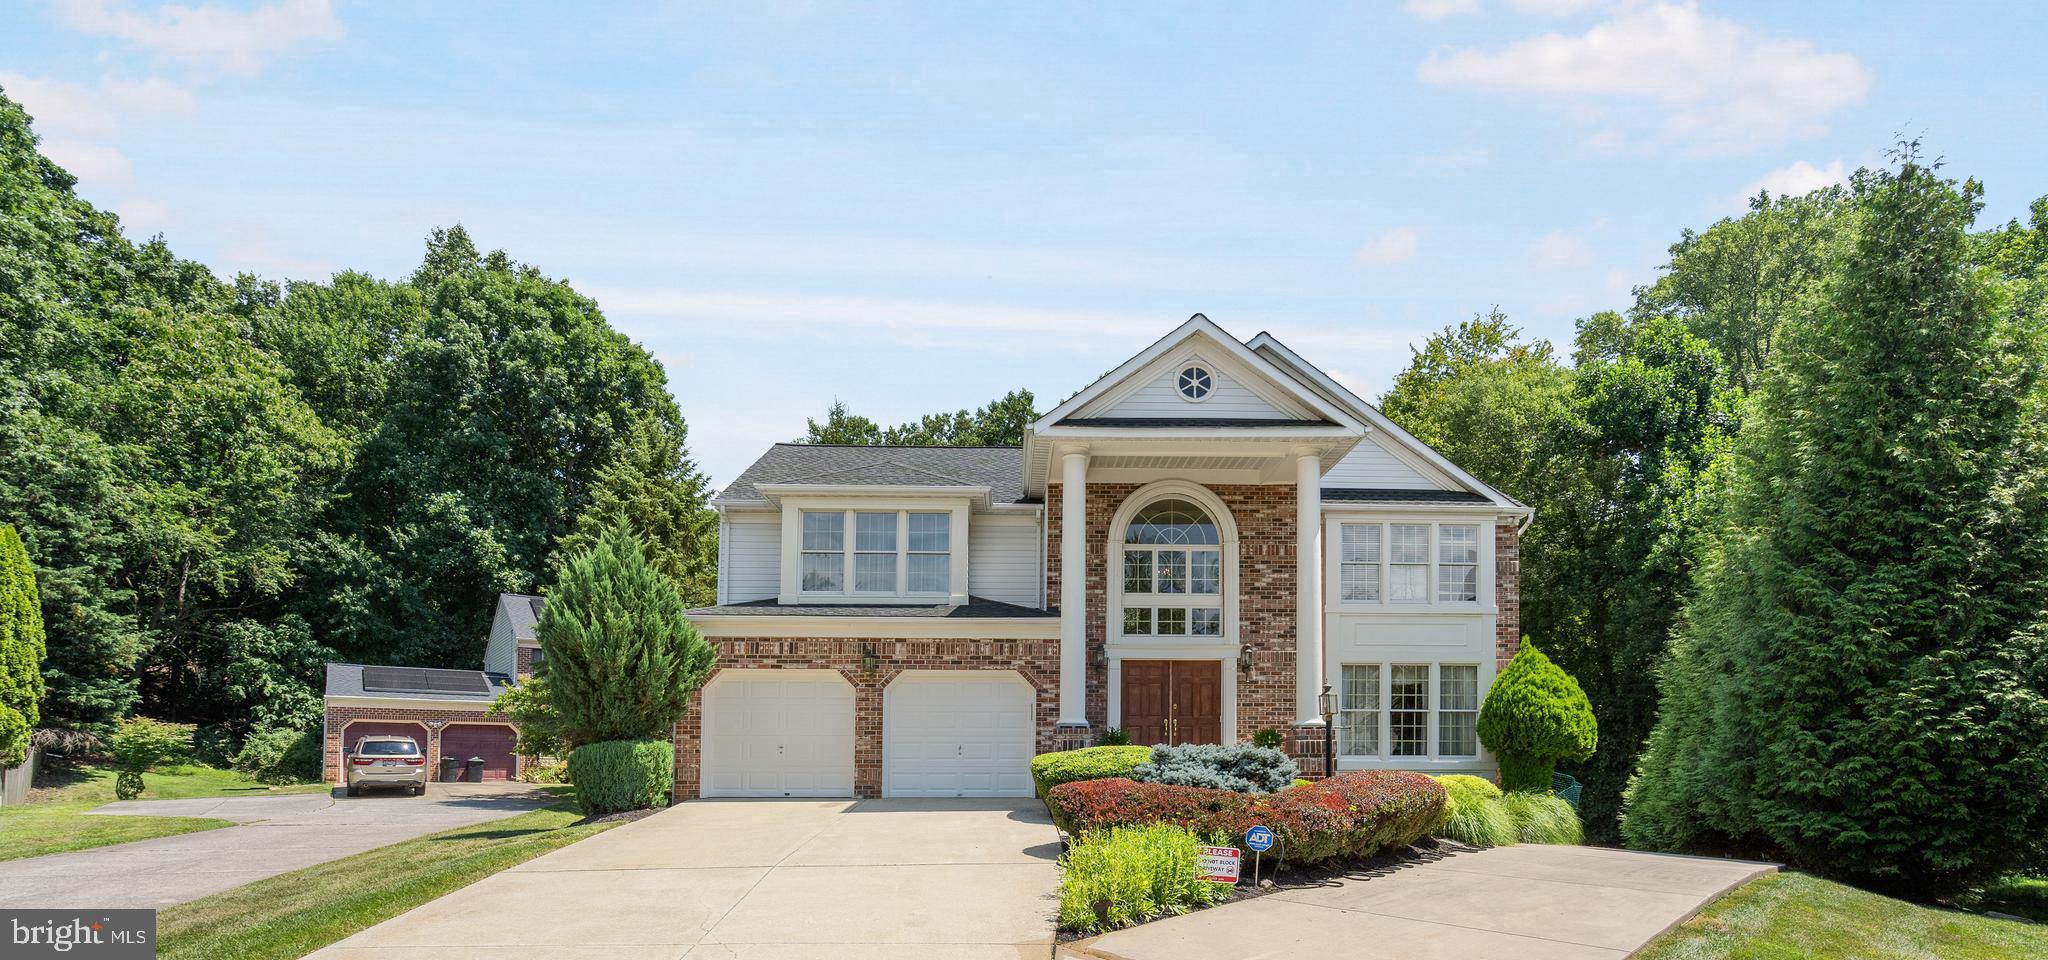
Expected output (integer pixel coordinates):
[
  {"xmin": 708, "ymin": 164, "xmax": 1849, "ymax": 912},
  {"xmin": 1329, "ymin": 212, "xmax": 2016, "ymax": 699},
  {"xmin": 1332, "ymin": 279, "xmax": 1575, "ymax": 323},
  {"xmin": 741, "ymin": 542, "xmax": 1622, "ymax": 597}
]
[{"xmin": 1046, "ymin": 771, "xmax": 1446, "ymax": 865}]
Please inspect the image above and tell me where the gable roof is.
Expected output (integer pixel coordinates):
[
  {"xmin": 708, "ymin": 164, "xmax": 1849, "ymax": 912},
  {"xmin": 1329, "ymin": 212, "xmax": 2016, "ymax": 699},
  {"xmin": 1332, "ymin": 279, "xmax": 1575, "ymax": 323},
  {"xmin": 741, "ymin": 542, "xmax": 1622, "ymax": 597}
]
[
  {"xmin": 498, "ymin": 593, "xmax": 545, "ymax": 642},
  {"xmin": 718, "ymin": 444, "xmax": 1031, "ymax": 506}
]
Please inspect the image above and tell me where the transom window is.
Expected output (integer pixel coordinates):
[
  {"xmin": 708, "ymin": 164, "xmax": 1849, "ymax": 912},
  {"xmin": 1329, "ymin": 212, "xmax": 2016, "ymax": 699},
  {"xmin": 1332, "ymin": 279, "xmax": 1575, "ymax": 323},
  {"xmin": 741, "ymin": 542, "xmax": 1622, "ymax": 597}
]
[
  {"xmin": 799, "ymin": 509, "xmax": 950, "ymax": 597},
  {"xmin": 1119, "ymin": 498, "xmax": 1222, "ymax": 637},
  {"xmin": 1176, "ymin": 365, "xmax": 1214, "ymax": 401},
  {"xmin": 1335, "ymin": 522, "xmax": 1483, "ymax": 604},
  {"xmin": 1339, "ymin": 662, "xmax": 1480, "ymax": 760}
]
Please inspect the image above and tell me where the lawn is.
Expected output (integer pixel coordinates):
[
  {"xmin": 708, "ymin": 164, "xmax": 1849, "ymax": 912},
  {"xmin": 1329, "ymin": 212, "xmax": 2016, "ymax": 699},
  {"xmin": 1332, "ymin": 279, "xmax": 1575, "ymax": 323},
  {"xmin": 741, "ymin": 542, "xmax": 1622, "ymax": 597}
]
[
  {"xmin": 155, "ymin": 802, "xmax": 613, "ymax": 960},
  {"xmin": 0, "ymin": 763, "xmax": 329, "ymax": 862},
  {"xmin": 1637, "ymin": 871, "xmax": 2048, "ymax": 960},
  {"xmin": 1973, "ymin": 874, "xmax": 2048, "ymax": 925}
]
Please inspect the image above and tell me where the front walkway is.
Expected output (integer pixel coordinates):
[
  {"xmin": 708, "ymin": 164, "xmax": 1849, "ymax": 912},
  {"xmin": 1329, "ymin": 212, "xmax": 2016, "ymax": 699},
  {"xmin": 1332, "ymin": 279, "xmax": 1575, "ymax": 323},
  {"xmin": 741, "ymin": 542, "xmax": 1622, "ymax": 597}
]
[
  {"xmin": 310, "ymin": 798, "xmax": 1062, "ymax": 959},
  {"xmin": 1065, "ymin": 843, "xmax": 1776, "ymax": 960}
]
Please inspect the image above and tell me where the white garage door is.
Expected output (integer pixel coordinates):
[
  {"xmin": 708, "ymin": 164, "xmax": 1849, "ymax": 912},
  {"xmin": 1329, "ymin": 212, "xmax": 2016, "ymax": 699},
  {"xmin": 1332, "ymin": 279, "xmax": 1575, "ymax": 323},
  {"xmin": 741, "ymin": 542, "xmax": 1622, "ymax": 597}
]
[
  {"xmin": 702, "ymin": 670, "xmax": 855, "ymax": 798},
  {"xmin": 884, "ymin": 671, "xmax": 1035, "ymax": 798}
]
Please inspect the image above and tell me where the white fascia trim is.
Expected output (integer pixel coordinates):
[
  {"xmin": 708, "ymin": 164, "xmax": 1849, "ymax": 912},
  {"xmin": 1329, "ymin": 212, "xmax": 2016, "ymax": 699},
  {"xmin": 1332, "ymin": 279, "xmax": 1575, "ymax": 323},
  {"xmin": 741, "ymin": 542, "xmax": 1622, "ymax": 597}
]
[
  {"xmin": 689, "ymin": 615, "xmax": 1061, "ymax": 640},
  {"xmin": 1036, "ymin": 424, "xmax": 1357, "ymax": 439},
  {"xmin": 1249, "ymin": 332, "xmax": 1523, "ymax": 512},
  {"xmin": 1321, "ymin": 501, "xmax": 1530, "ymax": 517},
  {"xmin": 753, "ymin": 483, "xmax": 992, "ymax": 509},
  {"xmin": 325, "ymin": 695, "xmax": 498, "ymax": 712}
]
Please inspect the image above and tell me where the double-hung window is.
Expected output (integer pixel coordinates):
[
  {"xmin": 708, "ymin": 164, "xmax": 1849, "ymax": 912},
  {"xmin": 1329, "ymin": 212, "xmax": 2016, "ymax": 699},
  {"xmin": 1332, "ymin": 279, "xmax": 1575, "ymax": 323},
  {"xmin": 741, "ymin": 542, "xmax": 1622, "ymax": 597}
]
[
  {"xmin": 798, "ymin": 509, "xmax": 951, "ymax": 598},
  {"xmin": 1337, "ymin": 662, "xmax": 1483, "ymax": 761},
  {"xmin": 1333, "ymin": 522, "xmax": 1485, "ymax": 606}
]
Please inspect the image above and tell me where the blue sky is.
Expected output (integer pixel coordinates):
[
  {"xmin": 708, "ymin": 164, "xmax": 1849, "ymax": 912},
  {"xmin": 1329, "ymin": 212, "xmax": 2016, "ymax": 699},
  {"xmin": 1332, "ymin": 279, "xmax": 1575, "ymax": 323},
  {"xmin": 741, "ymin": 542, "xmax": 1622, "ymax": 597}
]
[{"xmin": 5, "ymin": 1, "xmax": 2046, "ymax": 487}]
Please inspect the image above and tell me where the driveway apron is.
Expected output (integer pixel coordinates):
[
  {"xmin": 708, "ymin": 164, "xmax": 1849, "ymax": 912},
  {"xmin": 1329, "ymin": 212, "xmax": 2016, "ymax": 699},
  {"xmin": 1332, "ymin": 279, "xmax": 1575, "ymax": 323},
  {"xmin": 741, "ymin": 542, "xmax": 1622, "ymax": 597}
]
[{"xmin": 309, "ymin": 798, "xmax": 1062, "ymax": 960}]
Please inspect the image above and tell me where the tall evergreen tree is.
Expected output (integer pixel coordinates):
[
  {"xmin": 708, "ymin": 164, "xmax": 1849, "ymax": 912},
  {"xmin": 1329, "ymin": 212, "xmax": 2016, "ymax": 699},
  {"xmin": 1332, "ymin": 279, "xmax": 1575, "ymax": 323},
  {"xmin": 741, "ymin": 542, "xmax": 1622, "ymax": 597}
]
[
  {"xmin": 1622, "ymin": 154, "xmax": 2048, "ymax": 896},
  {"xmin": 558, "ymin": 412, "xmax": 719, "ymax": 608},
  {"xmin": 0, "ymin": 525, "xmax": 47, "ymax": 765}
]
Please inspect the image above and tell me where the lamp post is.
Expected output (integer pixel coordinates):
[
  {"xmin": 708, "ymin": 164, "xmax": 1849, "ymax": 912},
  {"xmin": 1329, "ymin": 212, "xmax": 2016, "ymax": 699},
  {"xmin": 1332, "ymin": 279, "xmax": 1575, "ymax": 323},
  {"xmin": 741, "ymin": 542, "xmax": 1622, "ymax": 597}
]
[{"xmin": 1317, "ymin": 682, "xmax": 1336, "ymax": 780}]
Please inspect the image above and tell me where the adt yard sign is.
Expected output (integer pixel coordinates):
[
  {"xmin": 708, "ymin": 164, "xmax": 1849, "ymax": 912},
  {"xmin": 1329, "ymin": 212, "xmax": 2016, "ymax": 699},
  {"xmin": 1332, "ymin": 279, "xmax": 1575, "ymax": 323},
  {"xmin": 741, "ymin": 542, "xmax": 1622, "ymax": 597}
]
[
  {"xmin": 1245, "ymin": 825, "xmax": 1275, "ymax": 852},
  {"xmin": 1197, "ymin": 845, "xmax": 1242, "ymax": 884}
]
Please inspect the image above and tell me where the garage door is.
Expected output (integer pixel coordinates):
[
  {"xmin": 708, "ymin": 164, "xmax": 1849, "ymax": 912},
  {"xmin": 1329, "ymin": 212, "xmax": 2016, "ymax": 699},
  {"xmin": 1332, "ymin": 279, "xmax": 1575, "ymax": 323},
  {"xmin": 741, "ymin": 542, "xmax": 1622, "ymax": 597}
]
[
  {"xmin": 884, "ymin": 671, "xmax": 1035, "ymax": 798},
  {"xmin": 701, "ymin": 670, "xmax": 855, "ymax": 798},
  {"xmin": 343, "ymin": 721, "xmax": 426, "ymax": 756},
  {"xmin": 440, "ymin": 724, "xmax": 517, "ymax": 781}
]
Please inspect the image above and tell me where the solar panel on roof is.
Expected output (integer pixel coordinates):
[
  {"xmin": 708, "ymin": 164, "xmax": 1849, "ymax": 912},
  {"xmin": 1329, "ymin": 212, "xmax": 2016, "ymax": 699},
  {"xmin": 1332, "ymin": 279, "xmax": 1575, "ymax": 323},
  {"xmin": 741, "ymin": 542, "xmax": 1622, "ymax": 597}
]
[{"xmin": 360, "ymin": 666, "xmax": 491, "ymax": 695}]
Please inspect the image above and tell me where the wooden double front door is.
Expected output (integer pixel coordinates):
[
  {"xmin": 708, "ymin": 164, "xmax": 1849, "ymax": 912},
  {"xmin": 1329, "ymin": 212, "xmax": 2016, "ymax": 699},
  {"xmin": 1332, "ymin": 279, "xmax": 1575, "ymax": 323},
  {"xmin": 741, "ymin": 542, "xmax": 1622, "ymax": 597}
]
[{"xmin": 1120, "ymin": 659, "xmax": 1223, "ymax": 746}]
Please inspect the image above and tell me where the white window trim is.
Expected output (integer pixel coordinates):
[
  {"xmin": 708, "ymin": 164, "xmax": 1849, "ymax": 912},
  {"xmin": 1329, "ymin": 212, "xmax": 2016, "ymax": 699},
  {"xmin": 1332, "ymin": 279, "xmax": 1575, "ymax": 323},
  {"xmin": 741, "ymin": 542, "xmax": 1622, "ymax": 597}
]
[
  {"xmin": 778, "ymin": 497, "xmax": 970, "ymax": 606},
  {"xmin": 1335, "ymin": 661, "xmax": 1484, "ymax": 765},
  {"xmin": 1324, "ymin": 514, "xmax": 1496, "ymax": 614},
  {"xmin": 1106, "ymin": 480, "xmax": 1239, "ymax": 652}
]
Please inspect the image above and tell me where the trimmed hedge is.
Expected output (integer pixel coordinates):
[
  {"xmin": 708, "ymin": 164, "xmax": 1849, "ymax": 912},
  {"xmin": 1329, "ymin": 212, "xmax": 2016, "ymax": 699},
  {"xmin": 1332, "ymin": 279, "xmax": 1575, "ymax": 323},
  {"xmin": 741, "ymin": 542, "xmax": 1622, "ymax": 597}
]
[
  {"xmin": 567, "ymin": 738, "xmax": 673, "ymax": 815},
  {"xmin": 1477, "ymin": 642, "xmax": 1597, "ymax": 791},
  {"xmin": 1047, "ymin": 771, "xmax": 1445, "ymax": 865},
  {"xmin": 1031, "ymin": 746, "xmax": 1152, "ymax": 798},
  {"xmin": 1130, "ymin": 743, "xmax": 1297, "ymax": 794}
]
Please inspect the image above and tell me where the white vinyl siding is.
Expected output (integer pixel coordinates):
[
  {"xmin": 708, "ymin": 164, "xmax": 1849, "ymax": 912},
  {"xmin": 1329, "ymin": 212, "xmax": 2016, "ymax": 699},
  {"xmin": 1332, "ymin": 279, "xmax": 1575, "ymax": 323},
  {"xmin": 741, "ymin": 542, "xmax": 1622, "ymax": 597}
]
[
  {"xmin": 968, "ymin": 515, "xmax": 1041, "ymax": 606},
  {"xmin": 1321, "ymin": 436, "xmax": 1443, "ymax": 490},
  {"xmin": 482, "ymin": 604, "xmax": 517, "ymax": 676},
  {"xmin": 722, "ymin": 512, "xmax": 782, "ymax": 603}
]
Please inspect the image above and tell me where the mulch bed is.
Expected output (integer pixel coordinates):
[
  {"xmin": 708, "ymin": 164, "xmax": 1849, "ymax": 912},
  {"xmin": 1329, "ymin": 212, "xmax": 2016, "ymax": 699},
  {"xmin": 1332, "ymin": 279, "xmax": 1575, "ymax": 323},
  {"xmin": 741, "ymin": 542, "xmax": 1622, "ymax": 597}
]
[{"xmin": 577, "ymin": 807, "xmax": 662, "ymax": 827}]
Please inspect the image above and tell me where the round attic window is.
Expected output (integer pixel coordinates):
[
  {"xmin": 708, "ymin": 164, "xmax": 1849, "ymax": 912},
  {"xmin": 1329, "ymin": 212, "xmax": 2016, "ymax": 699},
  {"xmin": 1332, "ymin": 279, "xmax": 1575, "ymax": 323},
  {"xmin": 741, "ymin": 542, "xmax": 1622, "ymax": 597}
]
[{"xmin": 1177, "ymin": 364, "xmax": 1214, "ymax": 401}]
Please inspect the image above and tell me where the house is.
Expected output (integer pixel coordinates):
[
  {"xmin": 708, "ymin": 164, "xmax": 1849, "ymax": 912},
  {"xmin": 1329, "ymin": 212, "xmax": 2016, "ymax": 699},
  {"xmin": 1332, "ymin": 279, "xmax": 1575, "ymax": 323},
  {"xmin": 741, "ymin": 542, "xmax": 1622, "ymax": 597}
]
[
  {"xmin": 319, "ymin": 593, "xmax": 542, "ymax": 784},
  {"xmin": 676, "ymin": 315, "xmax": 1529, "ymax": 800}
]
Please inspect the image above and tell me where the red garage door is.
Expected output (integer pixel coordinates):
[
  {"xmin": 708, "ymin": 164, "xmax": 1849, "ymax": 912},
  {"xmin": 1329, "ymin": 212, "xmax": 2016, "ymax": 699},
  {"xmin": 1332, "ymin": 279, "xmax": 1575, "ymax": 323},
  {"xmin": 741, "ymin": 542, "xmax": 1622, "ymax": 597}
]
[
  {"xmin": 440, "ymin": 724, "xmax": 517, "ymax": 781},
  {"xmin": 344, "ymin": 722, "xmax": 427, "ymax": 756}
]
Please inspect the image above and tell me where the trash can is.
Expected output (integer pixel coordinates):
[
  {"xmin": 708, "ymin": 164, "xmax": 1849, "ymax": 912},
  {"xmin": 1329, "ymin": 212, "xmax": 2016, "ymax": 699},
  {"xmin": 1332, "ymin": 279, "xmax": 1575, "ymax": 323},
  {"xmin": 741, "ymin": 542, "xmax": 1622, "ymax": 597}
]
[
  {"xmin": 463, "ymin": 756, "xmax": 484, "ymax": 782},
  {"xmin": 439, "ymin": 756, "xmax": 460, "ymax": 781}
]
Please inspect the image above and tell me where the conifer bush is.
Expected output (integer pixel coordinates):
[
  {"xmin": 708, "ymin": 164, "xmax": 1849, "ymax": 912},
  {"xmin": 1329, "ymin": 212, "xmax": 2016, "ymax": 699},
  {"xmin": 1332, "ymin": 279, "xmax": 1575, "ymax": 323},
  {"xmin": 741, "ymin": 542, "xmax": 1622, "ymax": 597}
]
[
  {"xmin": 0, "ymin": 524, "xmax": 46, "ymax": 767},
  {"xmin": 1476, "ymin": 642, "xmax": 1597, "ymax": 791}
]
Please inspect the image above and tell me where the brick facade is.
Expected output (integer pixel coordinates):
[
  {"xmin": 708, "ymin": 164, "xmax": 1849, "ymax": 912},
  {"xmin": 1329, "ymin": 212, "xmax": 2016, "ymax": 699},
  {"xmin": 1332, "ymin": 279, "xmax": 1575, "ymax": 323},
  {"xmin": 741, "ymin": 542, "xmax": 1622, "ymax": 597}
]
[
  {"xmin": 670, "ymin": 636, "xmax": 1062, "ymax": 800},
  {"xmin": 1045, "ymin": 481, "xmax": 1300, "ymax": 743},
  {"xmin": 515, "ymin": 645, "xmax": 540, "ymax": 679},
  {"xmin": 322, "ymin": 703, "xmax": 519, "ymax": 784},
  {"xmin": 1494, "ymin": 520, "xmax": 1523, "ymax": 670}
]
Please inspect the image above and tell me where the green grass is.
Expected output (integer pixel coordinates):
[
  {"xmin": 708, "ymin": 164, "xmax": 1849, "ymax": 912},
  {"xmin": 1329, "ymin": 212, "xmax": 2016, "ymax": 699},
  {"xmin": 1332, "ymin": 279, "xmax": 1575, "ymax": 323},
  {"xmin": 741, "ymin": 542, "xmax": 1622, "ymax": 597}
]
[
  {"xmin": 1499, "ymin": 792, "xmax": 1584, "ymax": 845},
  {"xmin": 0, "ymin": 763, "xmax": 328, "ymax": 862},
  {"xmin": 1638, "ymin": 871, "xmax": 2048, "ymax": 960},
  {"xmin": 1970, "ymin": 874, "xmax": 2048, "ymax": 924},
  {"xmin": 156, "ymin": 803, "xmax": 614, "ymax": 960}
]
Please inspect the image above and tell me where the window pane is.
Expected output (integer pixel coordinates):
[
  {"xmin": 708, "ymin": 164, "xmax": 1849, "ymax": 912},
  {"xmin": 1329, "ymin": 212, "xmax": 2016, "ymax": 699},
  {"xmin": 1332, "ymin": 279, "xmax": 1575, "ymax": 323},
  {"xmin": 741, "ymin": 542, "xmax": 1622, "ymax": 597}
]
[
  {"xmin": 801, "ymin": 552, "xmax": 841, "ymax": 591},
  {"xmin": 1123, "ymin": 608, "xmax": 1152, "ymax": 635},
  {"xmin": 1156, "ymin": 608, "xmax": 1187, "ymax": 635},
  {"xmin": 1340, "ymin": 665, "xmax": 1381, "ymax": 758},
  {"xmin": 1341, "ymin": 664, "xmax": 1381, "ymax": 710},
  {"xmin": 853, "ymin": 552, "xmax": 895, "ymax": 592},
  {"xmin": 801, "ymin": 512, "xmax": 843, "ymax": 551},
  {"xmin": 1439, "ymin": 665, "xmax": 1479, "ymax": 710},
  {"xmin": 1439, "ymin": 711, "xmax": 1478, "ymax": 757},
  {"xmin": 907, "ymin": 512, "xmax": 949, "ymax": 552},
  {"xmin": 1438, "ymin": 564, "xmax": 1478, "ymax": 602},
  {"xmin": 907, "ymin": 554, "xmax": 948, "ymax": 593},
  {"xmin": 1341, "ymin": 524, "xmax": 1380, "ymax": 563},
  {"xmin": 1389, "ymin": 565, "xmax": 1429, "ymax": 602},
  {"xmin": 1390, "ymin": 525, "xmax": 1430, "ymax": 564},
  {"xmin": 1125, "ymin": 498, "xmax": 1219, "ymax": 545},
  {"xmin": 855, "ymin": 512, "xmax": 896, "ymax": 551},
  {"xmin": 1439, "ymin": 525, "xmax": 1479, "ymax": 564},
  {"xmin": 1390, "ymin": 664, "xmax": 1428, "ymax": 757},
  {"xmin": 1340, "ymin": 711, "xmax": 1378, "ymax": 757},
  {"xmin": 1190, "ymin": 550, "xmax": 1220, "ymax": 594},
  {"xmin": 1341, "ymin": 562, "xmax": 1380, "ymax": 601},
  {"xmin": 1157, "ymin": 550, "xmax": 1188, "ymax": 594},
  {"xmin": 1123, "ymin": 551, "xmax": 1153, "ymax": 593},
  {"xmin": 1191, "ymin": 607, "xmax": 1221, "ymax": 636}
]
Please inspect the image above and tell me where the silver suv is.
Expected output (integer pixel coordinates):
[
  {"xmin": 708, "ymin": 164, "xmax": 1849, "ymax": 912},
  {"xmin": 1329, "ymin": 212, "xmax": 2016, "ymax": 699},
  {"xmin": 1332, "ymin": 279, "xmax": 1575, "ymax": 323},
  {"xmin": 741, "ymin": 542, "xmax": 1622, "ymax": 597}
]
[{"xmin": 346, "ymin": 735, "xmax": 428, "ymax": 796}]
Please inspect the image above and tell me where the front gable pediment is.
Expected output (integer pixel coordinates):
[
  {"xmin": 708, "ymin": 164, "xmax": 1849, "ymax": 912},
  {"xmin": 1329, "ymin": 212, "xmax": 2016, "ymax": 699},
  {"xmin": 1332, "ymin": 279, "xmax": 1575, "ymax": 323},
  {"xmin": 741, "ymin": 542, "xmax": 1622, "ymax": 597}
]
[{"xmin": 1036, "ymin": 315, "xmax": 1360, "ymax": 432}]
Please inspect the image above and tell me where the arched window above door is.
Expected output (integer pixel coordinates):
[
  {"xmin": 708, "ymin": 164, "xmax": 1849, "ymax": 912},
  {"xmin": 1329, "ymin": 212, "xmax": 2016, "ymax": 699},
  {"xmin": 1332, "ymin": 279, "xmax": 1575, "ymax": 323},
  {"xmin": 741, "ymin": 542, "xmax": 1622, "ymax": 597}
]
[{"xmin": 1119, "ymin": 497, "xmax": 1224, "ymax": 637}]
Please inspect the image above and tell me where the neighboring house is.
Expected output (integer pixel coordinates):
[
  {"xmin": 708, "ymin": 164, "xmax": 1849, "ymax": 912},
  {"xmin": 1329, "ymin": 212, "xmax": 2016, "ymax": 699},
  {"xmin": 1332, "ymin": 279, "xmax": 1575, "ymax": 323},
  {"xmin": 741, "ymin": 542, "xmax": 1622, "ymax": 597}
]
[
  {"xmin": 679, "ymin": 315, "xmax": 1529, "ymax": 801},
  {"xmin": 320, "ymin": 593, "xmax": 540, "ymax": 784}
]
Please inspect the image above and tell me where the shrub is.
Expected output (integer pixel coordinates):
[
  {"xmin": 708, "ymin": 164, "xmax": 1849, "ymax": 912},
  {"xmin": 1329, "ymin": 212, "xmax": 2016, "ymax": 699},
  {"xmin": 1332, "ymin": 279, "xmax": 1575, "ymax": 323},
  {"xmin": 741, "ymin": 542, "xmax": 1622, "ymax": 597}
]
[
  {"xmin": 1031, "ymin": 746, "xmax": 1152, "ymax": 798},
  {"xmin": 1094, "ymin": 727, "xmax": 1132, "ymax": 747},
  {"xmin": 1502, "ymin": 791, "xmax": 1583, "ymax": 845},
  {"xmin": 0, "ymin": 524, "xmax": 47, "ymax": 768},
  {"xmin": 1251, "ymin": 728, "xmax": 1285, "ymax": 749},
  {"xmin": 1047, "ymin": 771, "xmax": 1445, "ymax": 866},
  {"xmin": 543, "ymin": 522, "xmax": 715, "ymax": 745},
  {"xmin": 1477, "ymin": 642, "xmax": 1597, "ymax": 791},
  {"xmin": 1131, "ymin": 743, "xmax": 1297, "ymax": 794},
  {"xmin": 1434, "ymin": 785, "xmax": 1518, "ymax": 847},
  {"xmin": 1057, "ymin": 823, "xmax": 1232, "ymax": 933},
  {"xmin": 567, "ymin": 738, "xmax": 673, "ymax": 815},
  {"xmin": 191, "ymin": 726, "xmax": 239, "ymax": 768},
  {"xmin": 108, "ymin": 717, "xmax": 195, "ymax": 800},
  {"xmin": 233, "ymin": 723, "xmax": 321, "ymax": 784}
]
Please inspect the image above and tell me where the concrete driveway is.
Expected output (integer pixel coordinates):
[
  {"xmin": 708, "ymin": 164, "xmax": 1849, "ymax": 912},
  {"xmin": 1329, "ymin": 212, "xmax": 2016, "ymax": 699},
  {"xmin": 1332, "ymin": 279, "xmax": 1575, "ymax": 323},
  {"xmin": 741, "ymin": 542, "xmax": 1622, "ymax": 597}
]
[
  {"xmin": 310, "ymin": 798, "xmax": 1062, "ymax": 959},
  {"xmin": 0, "ymin": 783, "xmax": 553, "ymax": 909},
  {"xmin": 1064, "ymin": 843, "xmax": 1776, "ymax": 960}
]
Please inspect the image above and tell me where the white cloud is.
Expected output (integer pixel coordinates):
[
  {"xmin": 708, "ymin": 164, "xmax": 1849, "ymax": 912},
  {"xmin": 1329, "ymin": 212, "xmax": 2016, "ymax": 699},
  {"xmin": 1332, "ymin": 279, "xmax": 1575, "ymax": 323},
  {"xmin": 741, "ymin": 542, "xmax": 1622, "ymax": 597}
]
[
  {"xmin": 102, "ymin": 76, "xmax": 198, "ymax": 115},
  {"xmin": 38, "ymin": 140, "xmax": 134, "ymax": 184},
  {"xmin": 1417, "ymin": 2, "xmax": 1870, "ymax": 149},
  {"xmin": 1506, "ymin": 0, "xmax": 1608, "ymax": 14},
  {"xmin": 0, "ymin": 73, "xmax": 117, "ymax": 136},
  {"xmin": 55, "ymin": 0, "xmax": 344, "ymax": 75},
  {"xmin": 1526, "ymin": 229, "xmax": 1596, "ymax": 268},
  {"xmin": 1404, "ymin": 0, "xmax": 1480, "ymax": 19},
  {"xmin": 1735, "ymin": 159, "xmax": 1846, "ymax": 203},
  {"xmin": 1355, "ymin": 226, "xmax": 1422, "ymax": 266}
]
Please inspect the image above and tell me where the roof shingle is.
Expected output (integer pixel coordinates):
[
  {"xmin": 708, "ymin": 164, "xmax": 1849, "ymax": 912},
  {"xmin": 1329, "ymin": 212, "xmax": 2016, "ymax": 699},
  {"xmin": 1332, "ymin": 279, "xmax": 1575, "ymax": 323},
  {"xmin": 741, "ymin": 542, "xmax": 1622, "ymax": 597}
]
[{"xmin": 719, "ymin": 444, "xmax": 1029, "ymax": 504}]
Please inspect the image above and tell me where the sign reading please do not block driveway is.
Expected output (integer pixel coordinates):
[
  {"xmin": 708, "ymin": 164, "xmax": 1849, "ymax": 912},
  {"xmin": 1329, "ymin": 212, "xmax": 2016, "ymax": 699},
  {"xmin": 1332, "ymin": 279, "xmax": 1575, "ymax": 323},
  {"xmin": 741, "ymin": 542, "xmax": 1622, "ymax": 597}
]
[{"xmin": 1197, "ymin": 845, "xmax": 1241, "ymax": 884}]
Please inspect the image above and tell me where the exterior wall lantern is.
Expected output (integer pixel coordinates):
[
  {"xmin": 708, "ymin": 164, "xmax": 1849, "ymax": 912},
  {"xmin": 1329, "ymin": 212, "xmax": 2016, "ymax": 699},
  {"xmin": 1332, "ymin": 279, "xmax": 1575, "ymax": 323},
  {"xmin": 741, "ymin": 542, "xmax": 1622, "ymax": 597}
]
[
  {"xmin": 1317, "ymin": 682, "xmax": 1337, "ymax": 779},
  {"xmin": 861, "ymin": 643, "xmax": 879, "ymax": 675}
]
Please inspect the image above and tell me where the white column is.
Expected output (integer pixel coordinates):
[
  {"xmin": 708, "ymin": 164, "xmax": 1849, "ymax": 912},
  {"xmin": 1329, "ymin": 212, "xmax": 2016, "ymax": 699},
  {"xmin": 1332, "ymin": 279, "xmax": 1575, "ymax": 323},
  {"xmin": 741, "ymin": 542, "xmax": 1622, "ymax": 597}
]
[
  {"xmin": 1059, "ymin": 450, "xmax": 1090, "ymax": 727},
  {"xmin": 1296, "ymin": 451, "xmax": 1326, "ymax": 725}
]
